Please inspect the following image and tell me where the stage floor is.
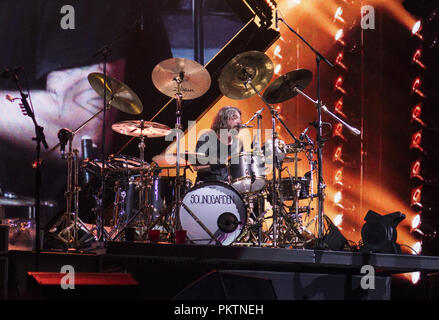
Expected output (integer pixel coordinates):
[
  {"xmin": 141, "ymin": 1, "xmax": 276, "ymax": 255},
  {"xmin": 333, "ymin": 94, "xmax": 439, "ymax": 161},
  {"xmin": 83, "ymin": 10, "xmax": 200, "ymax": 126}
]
[{"xmin": 3, "ymin": 241, "xmax": 439, "ymax": 300}]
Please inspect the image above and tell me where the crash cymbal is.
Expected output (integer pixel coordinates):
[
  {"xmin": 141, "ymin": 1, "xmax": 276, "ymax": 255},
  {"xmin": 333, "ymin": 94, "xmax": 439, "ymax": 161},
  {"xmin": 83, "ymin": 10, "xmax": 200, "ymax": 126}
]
[
  {"xmin": 0, "ymin": 193, "xmax": 57, "ymax": 207},
  {"xmin": 218, "ymin": 50, "xmax": 274, "ymax": 100},
  {"xmin": 88, "ymin": 73, "xmax": 143, "ymax": 115},
  {"xmin": 152, "ymin": 58, "xmax": 211, "ymax": 100},
  {"xmin": 112, "ymin": 120, "xmax": 172, "ymax": 138},
  {"xmin": 263, "ymin": 69, "xmax": 312, "ymax": 104}
]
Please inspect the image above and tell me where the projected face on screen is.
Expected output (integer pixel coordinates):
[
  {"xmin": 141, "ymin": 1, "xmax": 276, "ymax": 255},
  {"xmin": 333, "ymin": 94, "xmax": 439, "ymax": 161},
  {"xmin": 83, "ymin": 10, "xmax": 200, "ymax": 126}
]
[{"xmin": 0, "ymin": 60, "xmax": 124, "ymax": 153}]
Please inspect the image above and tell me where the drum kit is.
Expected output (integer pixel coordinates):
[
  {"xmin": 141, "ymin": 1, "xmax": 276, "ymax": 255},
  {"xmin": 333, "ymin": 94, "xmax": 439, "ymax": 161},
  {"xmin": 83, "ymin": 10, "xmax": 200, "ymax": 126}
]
[{"xmin": 44, "ymin": 47, "xmax": 360, "ymax": 249}]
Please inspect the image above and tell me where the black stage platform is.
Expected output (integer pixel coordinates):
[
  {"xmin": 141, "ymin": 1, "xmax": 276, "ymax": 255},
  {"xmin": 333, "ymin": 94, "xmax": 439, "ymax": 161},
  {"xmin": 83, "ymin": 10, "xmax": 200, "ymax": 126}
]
[{"xmin": 3, "ymin": 242, "xmax": 439, "ymax": 300}]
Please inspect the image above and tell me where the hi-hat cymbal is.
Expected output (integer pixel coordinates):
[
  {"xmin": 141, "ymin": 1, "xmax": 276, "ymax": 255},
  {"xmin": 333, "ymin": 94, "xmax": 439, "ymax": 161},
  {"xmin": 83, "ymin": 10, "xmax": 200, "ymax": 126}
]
[
  {"xmin": 218, "ymin": 50, "xmax": 274, "ymax": 100},
  {"xmin": 88, "ymin": 73, "xmax": 143, "ymax": 115},
  {"xmin": 112, "ymin": 120, "xmax": 172, "ymax": 138},
  {"xmin": 152, "ymin": 153, "xmax": 190, "ymax": 167},
  {"xmin": 152, "ymin": 58, "xmax": 211, "ymax": 100},
  {"xmin": 263, "ymin": 69, "xmax": 312, "ymax": 104}
]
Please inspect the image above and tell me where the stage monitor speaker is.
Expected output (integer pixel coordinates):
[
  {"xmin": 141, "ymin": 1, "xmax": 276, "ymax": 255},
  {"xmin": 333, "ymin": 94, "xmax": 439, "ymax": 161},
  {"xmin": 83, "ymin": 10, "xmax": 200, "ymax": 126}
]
[
  {"xmin": 322, "ymin": 217, "xmax": 349, "ymax": 251},
  {"xmin": 173, "ymin": 270, "xmax": 277, "ymax": 300},
  {"xmin": 26, "ymin": 272, "xmax": 139, "ymax": 300}
]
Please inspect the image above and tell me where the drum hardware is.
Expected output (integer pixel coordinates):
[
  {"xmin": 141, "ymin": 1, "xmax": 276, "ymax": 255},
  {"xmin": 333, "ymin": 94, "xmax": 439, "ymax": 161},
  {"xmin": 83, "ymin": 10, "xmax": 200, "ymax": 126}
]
[
  {"xmin": 50, "ymin": 131, "xmax": 96, "ymax": 247},
  {"xmin": 108, "ymin": 120, "xmax": 172, "ymax": 241},
  {"xmin": 88, "ymin": 71, "xmax": 144, "ymax": 241},
  {"xmin": 152, "ymin": 57, "xmax": 211, "ymax": 242},
  {"xmin": 220, "ymin": 51, "xmax": 310, "ymax": 248},
  {"xmin": 238, "ymin": 192, "xmax": 266, "ymax": 246}
]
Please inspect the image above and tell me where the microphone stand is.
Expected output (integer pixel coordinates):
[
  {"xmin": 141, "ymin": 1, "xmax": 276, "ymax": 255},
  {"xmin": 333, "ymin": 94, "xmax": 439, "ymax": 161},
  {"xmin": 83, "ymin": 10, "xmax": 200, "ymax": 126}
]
[
  {"xmin": 11, "ymin": 71, "xmax": 48, "ymax": 258},
  {"xmin": 277, "ymin": 12, "xmax": 334, "ymax": 246}
]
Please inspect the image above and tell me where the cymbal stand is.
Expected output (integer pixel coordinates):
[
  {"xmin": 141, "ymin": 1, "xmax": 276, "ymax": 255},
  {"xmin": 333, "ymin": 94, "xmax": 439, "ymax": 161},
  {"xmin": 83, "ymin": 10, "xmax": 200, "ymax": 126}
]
[
  {"xmin": 242, "ymin": 72, "xmax": 301, "ymax": 247},
  {"xmin": 172, "ymin": 73, "xmax": 185, "ymax": 238},
  {"xmin": 52, "ymin": 132, "xmax": 95, "ymax": 247}
]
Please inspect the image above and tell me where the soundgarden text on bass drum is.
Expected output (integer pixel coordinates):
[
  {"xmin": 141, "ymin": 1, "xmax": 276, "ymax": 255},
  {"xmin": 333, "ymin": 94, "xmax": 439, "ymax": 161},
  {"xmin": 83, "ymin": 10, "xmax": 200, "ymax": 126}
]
[{"xmin": 179, "ymin": 182, "xmax": 247, "ymax": 245}]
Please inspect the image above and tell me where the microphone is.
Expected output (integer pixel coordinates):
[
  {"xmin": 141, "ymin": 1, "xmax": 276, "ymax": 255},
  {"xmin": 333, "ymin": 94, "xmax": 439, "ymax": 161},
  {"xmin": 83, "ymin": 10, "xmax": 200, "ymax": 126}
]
[
  {"xmin": 1, "ymin": 66, "xmax": 23, "ymax": 79},
  {"xmin": 140, "ymin": 12, "xmax": 144, "ymax": 31},
  {"xmin": 275, "ymin": 9, "xmax": 279, "ymax": 30},
  {"xmin": 58, "ymin": 128, "xmax": 72, "ymax": 159},
  {"xmin": 299, "ymin": 127, "xmax": 309, "ymax": 140},
  {"xmin": 246, "ymin": 107, "xmax": 264, "ymax": 124},
  {"xmin": 238, "ymin": 124, "xmax": 253, "ymax": 128}
]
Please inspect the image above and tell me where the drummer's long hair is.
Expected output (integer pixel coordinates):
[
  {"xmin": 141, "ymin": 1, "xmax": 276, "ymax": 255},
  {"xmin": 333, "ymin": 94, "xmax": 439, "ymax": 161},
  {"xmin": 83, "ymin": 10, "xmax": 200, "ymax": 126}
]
[{"xmin": 211, "ymin": 106, "xmax": 241, "ymax": 133}]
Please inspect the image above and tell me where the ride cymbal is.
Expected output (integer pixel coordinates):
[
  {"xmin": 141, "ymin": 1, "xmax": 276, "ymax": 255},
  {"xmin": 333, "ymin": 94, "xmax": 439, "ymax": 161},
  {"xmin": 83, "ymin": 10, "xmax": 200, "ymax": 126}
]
[
  {"xmin": 263, "ymin": 69, "xmax": 312, "ymax": 104},
  {"xmin": 218, "ymin": 50, "xmax": 274, "ymax": 100},
  {"xmin": 111, "ymin": 120, "xmax": 172, "ymax": 138},
  {"xmin": 152, "ymin": 57, "xmax": 211, "ymax": 100},
  {"xmin": 88, "ymin": 73, "xmax": 143, "ymax": 115}
]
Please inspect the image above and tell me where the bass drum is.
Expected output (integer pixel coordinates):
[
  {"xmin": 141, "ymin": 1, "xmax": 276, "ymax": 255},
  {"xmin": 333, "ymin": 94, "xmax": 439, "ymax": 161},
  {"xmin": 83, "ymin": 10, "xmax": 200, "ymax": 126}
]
[{"xmin": 179, "ymin": 182, "xmax": 247, "ymax": 246}]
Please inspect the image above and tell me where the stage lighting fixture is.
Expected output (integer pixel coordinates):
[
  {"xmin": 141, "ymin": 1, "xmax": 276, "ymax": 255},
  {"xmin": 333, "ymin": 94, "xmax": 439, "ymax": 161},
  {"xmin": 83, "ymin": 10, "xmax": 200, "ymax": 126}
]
[
  {"xmin": 334, "ymin": 7, "xmax": 345, "ymax": 23},
  {"xmin": 335, "ymin": 52, "xmax": 348, "ymax": 70},
  {"xmin": 360, "ymin": 210, "xmax": 406, "ymax": 254},
  {"xmin": 411, "ymin": 104, "xmax": 426, "ymax": 127},
  {"xmin": 412, "ymin": 20, "xmax": 424, "ymax": 39},
  {"xmin": 334, "ymin": 98, "xmax": 347, "ymax": 117},
  {"xmin": 412, "ymin": 49, "xmax": 426, "ymax": 69},
  {"xmin": 334, "ymin": 77, "xmax": 347, "ymax": 94}
]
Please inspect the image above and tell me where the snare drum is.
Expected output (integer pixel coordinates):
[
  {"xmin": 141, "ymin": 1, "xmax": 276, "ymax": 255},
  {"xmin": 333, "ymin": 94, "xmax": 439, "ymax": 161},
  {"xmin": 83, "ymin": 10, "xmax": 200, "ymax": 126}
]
[
  {"xmin": 229, "ymin": 152, "xmax": 252, "ymax": 193},
  {"xmin": 179, "ymin": 182, "xmax": 247, "ymax": 245}
]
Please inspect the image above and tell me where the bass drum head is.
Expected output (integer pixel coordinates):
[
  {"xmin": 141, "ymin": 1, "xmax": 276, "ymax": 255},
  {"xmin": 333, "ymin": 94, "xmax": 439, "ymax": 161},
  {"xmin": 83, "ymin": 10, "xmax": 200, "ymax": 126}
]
[{"xmin": 180, "ymin": 182, "xmax": 247, "ymax": 245}]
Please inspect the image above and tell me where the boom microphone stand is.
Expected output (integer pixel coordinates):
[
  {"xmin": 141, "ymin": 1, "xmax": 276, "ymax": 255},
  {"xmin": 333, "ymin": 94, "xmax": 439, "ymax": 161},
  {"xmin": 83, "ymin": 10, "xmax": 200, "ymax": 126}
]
[
  {"xmin": 275, "ymin": 10, "xmax": 334, "ymax": 245},
  {"xmin": 11, "ymin": 70, "xmax": 48, "ymax": 255}
]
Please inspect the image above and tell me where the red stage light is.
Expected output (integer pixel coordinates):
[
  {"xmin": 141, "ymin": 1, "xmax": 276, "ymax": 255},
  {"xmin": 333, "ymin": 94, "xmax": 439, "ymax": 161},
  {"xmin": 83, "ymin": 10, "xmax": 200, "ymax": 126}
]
[
  {"xmin": 410, "ymin": 186, "xmax": 423, "ymax": 208},
  {"xmin": 412, "ymin": 49, "xmax": 426, "ymax": 69},
  {"xmin": 334, "ymin": 98, "xmax": 347, "ymax": 117},
  {"xmin": 411, "ymin": 78, "xmax": 426, "ymax": 98},
  {"xmin": 335, "ymin": 77, "xmax": 347, "ymax": 94},
  {"xmin": 334, "ymin": 7, "xmax": 345, "ymax": 23},
  {"xmin": 335, "ymin": 29, "xmax": 345, "ymax": 45},
  {"xmin": 333, "ymin": 123, "xmax": 346, "ymax": 141},
  {"xmin": 334, "ymin": 168, "xmax": 343, "ymax": 186},
  {"xmin": 333, "ymin": 146, "xmax": 344, "ymax": 164},
  {"xmin": 411, "ymin": 104, "xmax": 426, "ymax": 127},
  {"xmin": 412, "ymin": 20, "xmax": 423, "ymax": 40},
  {"xmin": 335, "ymin": 52, "xmax": 348, "ymax": 70},
  {"xmin": 410, "ymin": 130, "xmax": 423, "ymax": 152},
  {"xmin": 410, "ymin": 160, "xmax": 424, "ymax": 181}
]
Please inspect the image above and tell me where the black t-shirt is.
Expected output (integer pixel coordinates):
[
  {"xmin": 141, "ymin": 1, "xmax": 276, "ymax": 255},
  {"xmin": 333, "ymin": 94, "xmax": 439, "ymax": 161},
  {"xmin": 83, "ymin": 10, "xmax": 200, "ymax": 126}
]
[{"xmin": 195, "ymin": 130, "xmax": 242, "ymax": 183}]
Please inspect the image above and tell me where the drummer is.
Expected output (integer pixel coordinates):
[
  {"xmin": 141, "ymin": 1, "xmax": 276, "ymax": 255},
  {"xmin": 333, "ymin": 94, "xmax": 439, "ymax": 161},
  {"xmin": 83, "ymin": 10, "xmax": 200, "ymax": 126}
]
[{"xmin": 192, "ymin": 106, "xmax": 244, "ymax": 183}]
